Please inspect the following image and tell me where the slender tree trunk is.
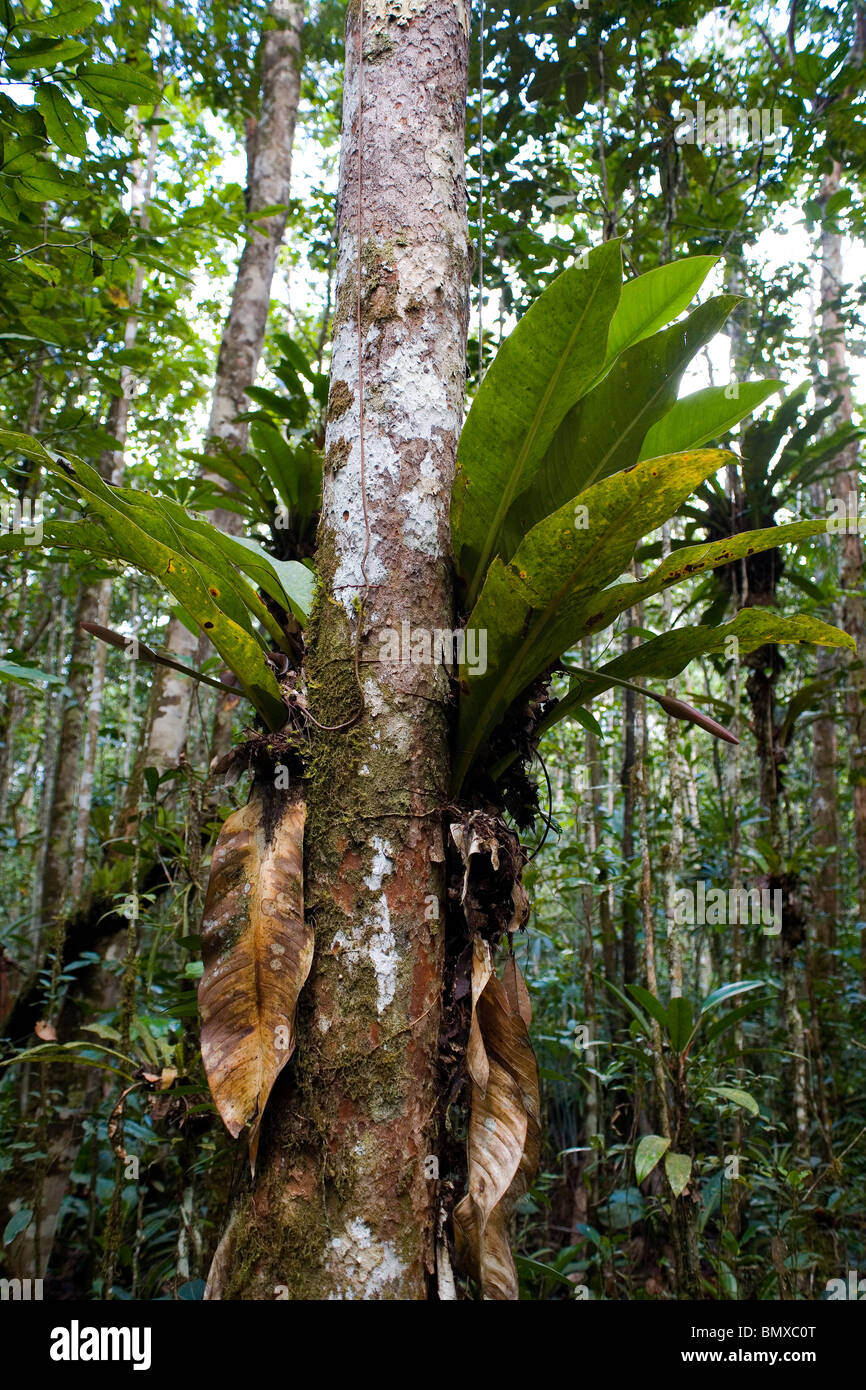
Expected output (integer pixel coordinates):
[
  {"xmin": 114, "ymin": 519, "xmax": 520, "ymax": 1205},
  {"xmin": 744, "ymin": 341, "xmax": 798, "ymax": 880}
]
[
  {"xmin": 41, "ymin": 586, "xmax": 104, "ymax": 940},
  {"xmin": 660, "ymin": 525, "xmax": 684, "ymax": 997},
  {"xmin": 819, "ymin": 162, "xmax": 866, "ymax": 977},
  {"xmin": 810, "ymin": 612, "xmax": 839, "ymax": 947},
  {"xmin": 68, "ymin": 580, "xmax": 111, "ymax": 901},
  {"xmin": 575, "ymin": 760, "xmax": 599, "ymax": 1210},
  {"xmin": 136, "ymin": 0, "xmax": 305, "ymax": 781},
  {"xmin": 30, "ymin": 588, "xmax": 66, "ymax": 958},
  {"xmin": 583, "ymin": 640, "xmax": 615, "ymax": 984},
  {"xmin": 40, "ymin": 107, "xmax": 160, "ymax": 932},
  {"xmin": 207, "ymin": 0, "xmax": 470, "ymax": 1300},
  {"xmin": 620, "ymin": 628, "xmax": 638, "ymax": 987}
]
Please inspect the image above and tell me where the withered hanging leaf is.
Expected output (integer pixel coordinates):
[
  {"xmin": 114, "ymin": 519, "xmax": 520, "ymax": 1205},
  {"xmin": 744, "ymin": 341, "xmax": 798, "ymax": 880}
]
[
  {"xmin": 454, "ymin": 964, "xmax": 541, "ymax": 1300},
  {"xmin": 467, "ymin": 937, "xmax": 494, "ymax": 1094},
  {"xmin": 478, "ymin": 969, "xmax": 541, "ymax": 1136},
  {"xmin": 454, "ymin": 1055, "xmax": 527, "ymax": 1299},
  {"xmin": 198, "ymin": 789, "xmax": 312, "ymax": 1172},
  {"xmin": 502, "ymin": 953, "xmax": 532, "ymax": 1027},
  {"xmin": 507, "ymin": 879, "xmax": 531, "ymax": 934}
]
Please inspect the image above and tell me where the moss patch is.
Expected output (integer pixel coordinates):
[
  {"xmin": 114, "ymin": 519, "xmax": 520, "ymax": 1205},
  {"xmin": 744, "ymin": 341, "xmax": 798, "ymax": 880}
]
[{"xmin": 328, "ymin": 378, "xmax": 353, "ymax": 422}]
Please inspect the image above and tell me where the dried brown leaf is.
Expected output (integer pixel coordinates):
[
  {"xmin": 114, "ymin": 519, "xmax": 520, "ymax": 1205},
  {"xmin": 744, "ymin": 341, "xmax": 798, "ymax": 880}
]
[
  {"xmin": 198, "ymin": 789, "xmax": 312, "ymax": 1171},
  {"xmin": 507, "ymin": 881, "xmax": 530, "ymax": 934},
  {"xmin": 454, "ymin": 1057, "xmax": 527, "ymax": 1299},
  {"xmin": 34, "ymin": 1019, "xmax": 57, "ymax": 1041},
  {"xmin": 502, "ymin": 953, "xmax": 532, "ymax": 1027},
  {"xmin": 454, "ymin": 964, "xmax": 541, "ymax": 1300},
  {"xmin": 479, "ymin": 972, "xmax": 540, "ymax": 1130}
]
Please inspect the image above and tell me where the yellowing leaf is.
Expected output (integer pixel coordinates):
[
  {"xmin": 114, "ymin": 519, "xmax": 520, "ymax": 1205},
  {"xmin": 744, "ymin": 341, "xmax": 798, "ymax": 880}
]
[
  {"xmin": 665, "ymin": 1150, "xmax": 692, "ymax": 1198},
  {"xmin": 199, "ymin": 790, "xmax": 312, "ymax": 1172}
]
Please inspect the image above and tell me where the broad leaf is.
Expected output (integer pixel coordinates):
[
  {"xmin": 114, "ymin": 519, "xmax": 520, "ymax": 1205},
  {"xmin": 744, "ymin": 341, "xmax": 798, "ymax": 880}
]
[
  {"xmin": 3, "ymin": 1207, "xmax": 33, "ymax": 1246},
  {"xmin": 453, "ymin": 449, "xmax": 729, "ymax": 790},
  {"xmin": 452, "ymin": 239, "xmax": 624, "ymax": 602},
  {"xmin": 547, "ymin": 610, "xmax": 854, "ymax": 735},
  {"xmin": 712, "ymin": 1086, "xmax": 759, "ymax": 1116},
  {"xmin": 0, "ymin": 431, "xmax": 302, "ymax": 728},
  {"xmin": 567, "ymin": 519, "xmax": 839, "ymax": 650},
  {"xmin": 702, "ymin": 998, "xmax": 767, "ymax": 1046},
  {"xmin": 627, "ymin": 983, "xmax": 669, "ymax": 1030},
  {"xmin": 454, "ymin": 965, "xmax": 540, "ymax": 1301},
  {"xmin": 499, "ymin": 296, "xmax": 742, "ymax": 558},
  {"xmin": 602, "ymin": 976, "xmax": 653, "ymax": 1039},
  {"xmin": 466, "ymin": 936, "xmax": 494, "ymax": 1094},
  {"xmin": 635, "ymin": 1133, "xmax": 670, "ymax": 1184},
  {"xmin": 666, "ymin": 995, "xmax": 695, "ymax": 1052},
  {"xmin": 700, "ymin": 979, "xmax": 766, "ymax": 1016},
  {"xmin": 604, "ymin": 255, "xmax": 718, "ymax": 364},
  {"xmin": 665, "ymin": 1151, "xmax": 692, "ymax": 1197},
  {"xmin": 638, "ymin": 380, "xmax": 783, "ymax": 461}
]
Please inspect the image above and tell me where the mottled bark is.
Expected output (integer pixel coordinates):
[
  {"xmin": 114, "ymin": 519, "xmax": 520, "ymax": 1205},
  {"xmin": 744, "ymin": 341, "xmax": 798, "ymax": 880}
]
[
  {"xmin": 41, "ymin": 586, "xmax": 104, "ymax": 935},
  {"xmin": 208, "ymin": 0, "xmax": 470, "ymax": 1300}
]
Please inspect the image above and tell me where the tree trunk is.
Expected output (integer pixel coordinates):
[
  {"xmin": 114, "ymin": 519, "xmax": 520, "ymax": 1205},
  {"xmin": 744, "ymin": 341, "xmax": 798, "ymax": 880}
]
[
  {"xmin": 620, "ymin": 627, "xmax": 638, "ymax": 987},
  {"xmin": 68, "ymin": 581, "xmax": 111, "ymax": 902},
  {"xmin": 660, "ymin": 524, "xmax": 684, "ymax": 997},
  {"xmin": 583, "ymin": 639, "xmax": 616, "ymax": 986},
  {"xmin": 819, "ymin": 162, "xmax": 866, "ymax": 976},
  {"xmin": 134, "ymin": 0, "xmax": 305, "ymax": 782},
  {"xmin": 206, "ymin": 0, "xmax": 304, "ymax": 484},
  {"xmin": 207, "ymin": 0, "xmax": 470, "ymax": 1300},
  {"xmin": 40, "ymin": 108, "xmax": 160, "ymax": 943}
]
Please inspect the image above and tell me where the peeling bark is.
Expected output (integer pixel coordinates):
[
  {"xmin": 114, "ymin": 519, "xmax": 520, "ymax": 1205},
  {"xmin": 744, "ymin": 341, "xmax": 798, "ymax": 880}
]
[{"xmin": 209, "ymin": 0, "xmax": 470, "ymax": 1300}]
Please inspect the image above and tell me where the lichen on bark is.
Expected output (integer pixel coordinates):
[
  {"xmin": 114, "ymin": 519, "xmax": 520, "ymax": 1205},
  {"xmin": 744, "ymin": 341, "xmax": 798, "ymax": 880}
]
[{"xmin": 207, "ymin": 0, "xmax": 470, "ymax": 1300}]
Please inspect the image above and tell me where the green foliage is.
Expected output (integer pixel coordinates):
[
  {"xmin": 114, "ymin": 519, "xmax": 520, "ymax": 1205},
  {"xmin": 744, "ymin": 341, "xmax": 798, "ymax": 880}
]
[
  {"xmin": 0, "ymin": 429, "xmax": 314, "ymax": 728},
  {"xmin": 449, "ymin": 249, "xmax": 849, "ymax": 790}
]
